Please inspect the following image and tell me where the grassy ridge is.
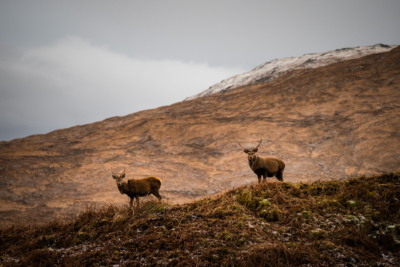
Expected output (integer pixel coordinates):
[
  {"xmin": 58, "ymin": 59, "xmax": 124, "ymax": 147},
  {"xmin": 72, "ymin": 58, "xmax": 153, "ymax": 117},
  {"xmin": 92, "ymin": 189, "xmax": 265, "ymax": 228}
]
[{"xmin": 1, "ymin": 173, "xmax": 400, "ymax": 266}]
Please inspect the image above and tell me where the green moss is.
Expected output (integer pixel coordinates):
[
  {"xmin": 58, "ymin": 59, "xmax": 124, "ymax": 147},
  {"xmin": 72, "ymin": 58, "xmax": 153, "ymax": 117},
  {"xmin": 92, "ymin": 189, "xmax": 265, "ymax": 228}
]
[
  {"xmin": 309, "ymin": 185, "xmax": 323, "ymax": 195},
  {"xmin": 222, "ymin": 231, "xmax": 232, "ymax": 241},
  {"xmin": 112, "ymin": 213, "xmax": 127, "ymax": 226},
  {"xmin": 74, "ymin": 231, "xmax": 91, "ymax": 245},
  {"xmin": 348, "ymin": 178, "xmax": 362, "ymax": 185},
  {"xmin": 346, "ymin": 215, "xmax": 358, "ymax": 224},
  {"xmin": 328, "ymin": 200, "xmax": 342, "ymax": 207},
  {"xmin": 327, "ymin": 180, "xmax": 341, "ymax": 187},
  {"xmin": 78, "ymin": 231, "xmax": 90, "ymax": 239},
  {"xmin": 289, "ymin": 186, "xmax": 302, "ymax": 197},
  {"xmin": 259, "ymin": 204, "xmax": 283, "ymax": 222},
  {"xmin": 155, "ymin": 204, "xmax": 166, "ymax": 213},
  {"xmin": 143, "ymin": 202, "xmax": 166, "ymax": 214},
  {"xmin": 258, "ymin": 199, "xmax": 272, "ymax": 208},
  {"xmin": 238, "ymin": 237, "xmax": 246, "ymax": 245},
  {"xmin": 236, "ymin": 189, "xmax": 255, "ymax": 210},
  {"xmin": 347, "ymin": 200, "xmax": 359, "ymax": 208},
  {"xmin": 286, "ymin": 242, "xmax": 296, "ymax": 248},
  {"xmin": 259, "ymin": 209, "xmax": 267, "ymax": 217},
  {"xmin": 299, "ymin": 210, "xmax": 311, "ymax": 219},
  {"xmin": 237, "ymin": 189, "xmax": 252, "ymax": 204},
  {"xmin": 231, "ymin": 205, "xmax": 242, "ymax": 211},
  {"xmin": 309, "ymin": 229, "xmax": 326, "ymax": 240},
  {"xmin": 281, "ymin": 182, "xmax": 293, "ymax": 189},
  {"xmin": 89, "ymin": 221, "xmax": 97, "ymax": 229},
  {"xmin": 321, "ymin": 241, "xmax": 337, "ymax": 250},
  {"xmin": 300, "ymin": 183, "xmax": 309, "ymax": 189}
]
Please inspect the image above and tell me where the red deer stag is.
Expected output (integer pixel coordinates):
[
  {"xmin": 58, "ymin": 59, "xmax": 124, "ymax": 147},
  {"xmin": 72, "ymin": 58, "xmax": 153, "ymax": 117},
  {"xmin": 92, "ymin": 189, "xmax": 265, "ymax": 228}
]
[
  {"xmin": 112, "ymin": 168, "xmax": 162, "ymax": 208},
  {"xmin": 238, "ymin": 140, "xmax": 285, "ymax": 183}
]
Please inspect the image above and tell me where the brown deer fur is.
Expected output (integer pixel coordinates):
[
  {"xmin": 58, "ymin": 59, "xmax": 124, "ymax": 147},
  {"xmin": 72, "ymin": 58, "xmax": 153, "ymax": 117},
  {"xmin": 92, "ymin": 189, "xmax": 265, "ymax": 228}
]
[
  {"xmin": 239, "ymin": 140, "xmax": 285, "ymax": 183},
  {"xmin": 112, "ymin": 169, "xmax": 162, "ymax": 208}
]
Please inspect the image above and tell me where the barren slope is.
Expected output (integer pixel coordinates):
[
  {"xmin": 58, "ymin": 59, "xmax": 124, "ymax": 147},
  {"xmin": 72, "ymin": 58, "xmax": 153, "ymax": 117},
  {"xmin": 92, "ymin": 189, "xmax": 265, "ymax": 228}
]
[{"xmin": 1, "ymin": 46, "xmax": 400, "ymax": 226}]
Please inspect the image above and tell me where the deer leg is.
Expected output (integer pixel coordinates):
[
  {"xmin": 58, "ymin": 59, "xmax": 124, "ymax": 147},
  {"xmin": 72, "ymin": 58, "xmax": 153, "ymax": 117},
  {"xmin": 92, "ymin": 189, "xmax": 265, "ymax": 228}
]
[
  {"xmin": 136, "ymin": 197, "xmax": 140, "ymax": 208},
  {"xmin": 257, "ymin": 174, "xmax": 261, "ymax": 183},
  {"xmin": 129, "ymin": 197, "xmax": 135, "ymax": 215},
  {"xmin": 262, "ymin": 174, "xmax": 267, "ymax": 182},
  {"xmin": 152, "ymin": 191, "xmax": 162, "ymax": 203},
  {"xmin": 276, "ymin": 171, "xmax": 283, "ymax": 181}
]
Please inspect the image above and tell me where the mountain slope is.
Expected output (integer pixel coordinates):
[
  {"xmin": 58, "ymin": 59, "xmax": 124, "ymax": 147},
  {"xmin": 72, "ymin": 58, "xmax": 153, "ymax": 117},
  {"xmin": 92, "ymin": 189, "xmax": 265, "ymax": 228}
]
[
  {"xmin": 0, "ymin": 46, "xmax": 400, "ymax": 226},
  {"xmin": 186, "ymin": 44, "xmax": 396, "ymax": 100}
]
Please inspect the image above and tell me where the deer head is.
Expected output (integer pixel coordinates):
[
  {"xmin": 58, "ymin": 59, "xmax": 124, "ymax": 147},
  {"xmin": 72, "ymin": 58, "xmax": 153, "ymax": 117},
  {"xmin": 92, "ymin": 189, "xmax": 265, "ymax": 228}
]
[
  {"xmin": 238, "ymin": 140, "xmax": 262, "ymax": 162},
  {"xmin": 112, "ymin": 168, "xmax": 126, "ymax": 187}
]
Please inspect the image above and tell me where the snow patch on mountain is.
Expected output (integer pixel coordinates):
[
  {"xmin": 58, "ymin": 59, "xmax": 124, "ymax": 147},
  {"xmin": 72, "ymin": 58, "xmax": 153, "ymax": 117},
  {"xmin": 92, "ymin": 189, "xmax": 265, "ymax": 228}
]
[{"xmin": 185, "ymin": 44, "xmax": 397, "ymax": 100}]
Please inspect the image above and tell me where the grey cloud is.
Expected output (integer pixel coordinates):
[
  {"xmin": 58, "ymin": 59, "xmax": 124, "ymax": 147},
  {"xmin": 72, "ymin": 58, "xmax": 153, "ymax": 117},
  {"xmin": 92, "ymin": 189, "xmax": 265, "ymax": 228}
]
[
  {"xmin": 0, "ymin": 37, "xmax": 245, "ymax": 141},
  {"xmin": 1, "ymin": 1, "xmax": 399, "ymax": 69}
]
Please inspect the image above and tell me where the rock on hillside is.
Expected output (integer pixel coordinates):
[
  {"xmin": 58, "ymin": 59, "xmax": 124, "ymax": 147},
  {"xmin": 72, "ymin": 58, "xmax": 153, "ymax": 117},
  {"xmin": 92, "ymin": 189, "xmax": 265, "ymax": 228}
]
[
  {"xmin": 186, "ymin": 44, "xmax": 396, "ymax": 100},
  {"xmin": 1, "ymin": 46, "xmax": 400, "ymax": 226}
]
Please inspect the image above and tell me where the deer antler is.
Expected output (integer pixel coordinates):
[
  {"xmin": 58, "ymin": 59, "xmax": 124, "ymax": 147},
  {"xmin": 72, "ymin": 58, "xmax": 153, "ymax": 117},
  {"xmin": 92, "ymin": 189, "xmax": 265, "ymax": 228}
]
[
  {"xmin": 254, "ymin": 139, "xmax": 262, "ymax": 149},
  {"xmin": 111, "ymin": 167, "xmax": 117, "ymax": 175},
  {"xmin": 120, "ymin": 168, "xmax": 126, "ymax": 176},
  {"xmin": 238, "ymin": 142, "xmax": 248, "ymax": 150}
]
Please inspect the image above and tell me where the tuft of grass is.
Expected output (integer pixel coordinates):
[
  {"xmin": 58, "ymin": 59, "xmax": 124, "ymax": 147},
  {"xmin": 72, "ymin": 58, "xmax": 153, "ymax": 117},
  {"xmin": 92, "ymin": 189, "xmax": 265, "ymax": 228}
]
[
  {"xmin": 309, "ymin": 228, "xmax": 327, "ymax": 240},
  {"xmin": 74, "ymin": 231, "xmax": 91, "ymax": 245},
  {"xmin": 260, "ymin": 204, "xmax": 284, "ymax": 222}
]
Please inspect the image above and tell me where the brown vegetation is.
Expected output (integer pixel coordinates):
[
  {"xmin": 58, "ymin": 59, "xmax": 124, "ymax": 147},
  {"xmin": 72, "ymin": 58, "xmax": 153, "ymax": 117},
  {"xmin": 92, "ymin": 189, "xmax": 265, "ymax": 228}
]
[
  {"xmin": 239, "ymin": 140, "xmax": 285, "ymax": 182},
  {"xmin": 1, "ymin": 173, "xmax": 399, "ymax": 266},
  {"xmin": 112, "ymin": 169, "xmax": 162, "ymax": 208}
]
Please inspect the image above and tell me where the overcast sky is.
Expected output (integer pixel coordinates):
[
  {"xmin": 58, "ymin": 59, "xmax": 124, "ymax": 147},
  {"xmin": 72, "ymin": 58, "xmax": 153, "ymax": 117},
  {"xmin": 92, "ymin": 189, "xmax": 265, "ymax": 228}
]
[{"xmin": 1, "ymin": 1, "xmax": 399, "ymax": 141}]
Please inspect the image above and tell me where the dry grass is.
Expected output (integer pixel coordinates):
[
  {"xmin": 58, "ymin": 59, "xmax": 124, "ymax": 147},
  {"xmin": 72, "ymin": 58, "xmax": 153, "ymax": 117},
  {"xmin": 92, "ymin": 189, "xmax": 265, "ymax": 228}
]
[{"xmin": 1, "ymin": 173, "xmax": 400, "ymax": 266}]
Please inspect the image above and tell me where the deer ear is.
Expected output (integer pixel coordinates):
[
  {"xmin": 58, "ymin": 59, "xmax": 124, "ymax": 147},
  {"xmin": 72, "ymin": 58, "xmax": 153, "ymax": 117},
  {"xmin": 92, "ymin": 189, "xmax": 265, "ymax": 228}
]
[
  {"xmin": 121, "ymin": 173, "xmax": 125, "ymax": 178},
  {"xmin": 253, "ymin": 148, "xmax": 258, "ymax": 152},
  {"xmin": 244, "ymin": 149, "xmax": 249, "ymax": 153},
  {"xmin": 112, "ymin": 175, "xmax": 118, "ymax": 179}
]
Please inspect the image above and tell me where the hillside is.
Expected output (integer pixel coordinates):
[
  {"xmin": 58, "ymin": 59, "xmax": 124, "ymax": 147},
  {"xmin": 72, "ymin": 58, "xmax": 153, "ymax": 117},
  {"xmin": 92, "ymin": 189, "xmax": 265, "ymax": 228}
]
[
  {"xmin": 1, "ymin": 46, "xmax": 400, "ymax": 226},
  {"xmin": 1, "ymin": 173, "xmax": 399, "ymax": 266}
]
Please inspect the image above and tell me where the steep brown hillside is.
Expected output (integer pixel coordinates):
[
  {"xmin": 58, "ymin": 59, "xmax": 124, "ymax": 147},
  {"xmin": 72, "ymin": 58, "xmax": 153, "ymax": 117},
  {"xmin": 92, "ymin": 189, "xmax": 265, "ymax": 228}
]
[{"xmin": 1, "ymin": 46, "xmax": 400, "ymax": 226}]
